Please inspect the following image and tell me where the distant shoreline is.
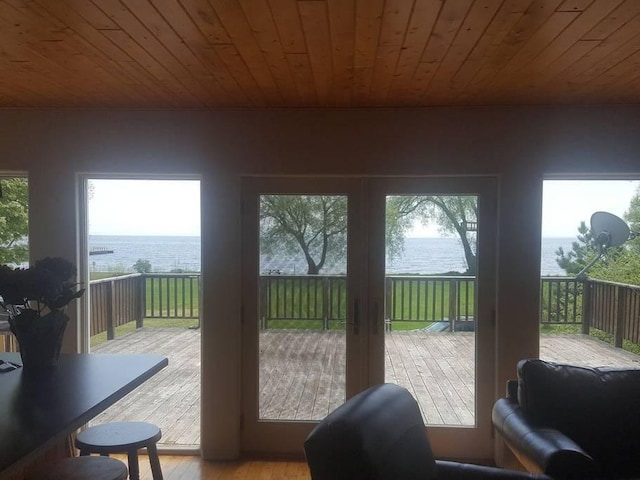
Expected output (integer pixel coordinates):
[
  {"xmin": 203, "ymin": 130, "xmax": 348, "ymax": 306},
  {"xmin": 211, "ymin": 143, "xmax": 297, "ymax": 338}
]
[{"xmin": 87, "ymin": 235, "xmax": 575, "ymax": 276}]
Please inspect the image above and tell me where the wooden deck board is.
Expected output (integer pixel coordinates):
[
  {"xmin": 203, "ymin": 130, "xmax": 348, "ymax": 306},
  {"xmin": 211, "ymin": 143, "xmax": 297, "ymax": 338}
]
[
  {"xmin": 92, "ymin": 328, "xmax": 640, "ymax": 447},
  {"xmin": 91, "ymin": 327, "xmax": 201, "ymax": 446}
]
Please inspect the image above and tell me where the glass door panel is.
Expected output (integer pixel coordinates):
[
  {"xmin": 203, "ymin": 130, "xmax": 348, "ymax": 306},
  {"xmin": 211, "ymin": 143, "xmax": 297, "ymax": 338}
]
[
  {"xmin": 384, "ymin": 194, "xmax": 477, "ymax": 427},
  {"xmin": 369, "ymin": 179, "xmax": 496, "ymax": 459},
  {"xmin": 241, "ymin": 177, "xmax": 365, "ymax": 454},
  {"xmin": 258, "ymin": 194, "xmax": 347, "ymax": 421}
]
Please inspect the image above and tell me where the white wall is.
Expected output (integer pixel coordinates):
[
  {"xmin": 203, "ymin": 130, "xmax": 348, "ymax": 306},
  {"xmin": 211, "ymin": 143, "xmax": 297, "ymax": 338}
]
[{"xmin": 1, "ymin": 106, "xmax": 638, "ymax": 461}]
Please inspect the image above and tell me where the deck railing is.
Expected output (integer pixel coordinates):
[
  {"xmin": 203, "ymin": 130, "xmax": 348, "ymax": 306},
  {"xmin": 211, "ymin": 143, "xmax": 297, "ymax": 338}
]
[
  {"xmin": 384, "ymin": 276, "xmax": 475, "ymax": 330},
  {"xmin": 89, "ymin": 273, "xmax": 200, "ymax": 338},
  {"xmin": 258, "ymin": 275, "xmax": 476, "ymax": 331},
  {"xmin": 82, "ymin": 274, "xmax": 640, "ymax": 351},
  {"xmin": 5, "ymin": 273, "xmax": 637, "ymax": 353},
  {"xmin": 259, "ymin": 275, "xmax": 346, "ymax": 330},
  {"xmin": 145, "ymin": 273, "xmax": 200, "ymax": 319},
  {"xmin": 583, "ymin": 279, "xmax": 640, "ymax": 347},
  {"xmin": 90, "ymin": 274, "xmax": 144, "ymax": 338},
  {"xmin": 539, "ymin": 277, "xmax": 583, "ymax": 325},
  {"xmin": 539, "ymin": 277, "xmax": 640, "ymax": 346}
]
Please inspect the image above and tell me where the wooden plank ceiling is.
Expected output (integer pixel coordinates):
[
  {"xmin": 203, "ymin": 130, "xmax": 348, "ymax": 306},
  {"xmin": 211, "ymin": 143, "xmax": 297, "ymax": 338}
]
[{"xmin": 1, "ymin": 0, "xmax": 640, "ymax": 108}]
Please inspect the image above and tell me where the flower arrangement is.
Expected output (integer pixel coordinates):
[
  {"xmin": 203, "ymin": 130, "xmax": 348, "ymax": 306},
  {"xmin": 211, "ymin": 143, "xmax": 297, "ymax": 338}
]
[
  {"xmin": 0, "ymin": 257, "xmax": 85, "ymax": 317},
  {"xmin": 0, "ymin": 257, "xmax": 85, "ymax": 370}
]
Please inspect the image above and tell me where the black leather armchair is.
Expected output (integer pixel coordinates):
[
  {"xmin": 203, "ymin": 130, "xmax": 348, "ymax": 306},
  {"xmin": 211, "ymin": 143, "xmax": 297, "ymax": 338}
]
[
  {"xmin": 304, "ymin": 383, "xmax": 551, "ymax": 480},
  {"xmin": 492, "ymin": 359, "xmax": 640, "ymax": 479}
]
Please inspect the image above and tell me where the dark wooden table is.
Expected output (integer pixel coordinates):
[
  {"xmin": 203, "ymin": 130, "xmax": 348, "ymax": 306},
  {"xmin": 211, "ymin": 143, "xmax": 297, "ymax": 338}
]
[{"xmin": 0, "ymin": 352, "xmax": 168, "ymax": 477}]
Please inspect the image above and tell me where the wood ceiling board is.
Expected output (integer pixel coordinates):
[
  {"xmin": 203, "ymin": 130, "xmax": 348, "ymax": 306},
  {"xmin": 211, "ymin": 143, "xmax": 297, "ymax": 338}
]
[
  {"xmin": 388, "ymin": 0, "xmax": 442, "ymax": 99},
  {"xmin": 327, "ymin": 0, "xmax": 356, "ymax": 105},
  {"xmin": 425, "ymin": 0, "xmax": 505, "ymax": 101},
  {"xmin": 268, "ymin": 0, "xmax": 307, "ymax": 54},
  {"xmin": 299, "ymin": 1, "xmax": 333, "ymax": 105},
  {"xmin": 582, "ymin": 0, "xmax": 640, "ymax": 41},
  {"xmin": 1, "ymin": 0, "xmax": 640, "ymax": 107},
  {"xmin": 179, "ymin": 0, "xmax": 233, "ymax": 45},
  {"xmin": 210, "ymin": 0, "xmax": 284, "ymax": 104},
  {"xmin": 215, "ymin": 43, "xmax": 270, "ymax": 106}
]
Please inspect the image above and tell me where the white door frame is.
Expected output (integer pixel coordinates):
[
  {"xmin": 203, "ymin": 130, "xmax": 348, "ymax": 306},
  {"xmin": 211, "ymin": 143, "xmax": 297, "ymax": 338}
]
[{"xmin": 240, "ymin": 175, "xmax": 498, "ymax": 459}]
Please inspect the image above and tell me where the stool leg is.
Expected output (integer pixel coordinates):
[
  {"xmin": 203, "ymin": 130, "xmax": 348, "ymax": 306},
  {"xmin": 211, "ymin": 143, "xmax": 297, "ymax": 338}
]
[
  {"xmin": 147, "ymin": 443, "xmax": 163, "ymax": 480},
  {"xmin": 127, "ymin": 450, "xmax": 140, "ymax": 480}
]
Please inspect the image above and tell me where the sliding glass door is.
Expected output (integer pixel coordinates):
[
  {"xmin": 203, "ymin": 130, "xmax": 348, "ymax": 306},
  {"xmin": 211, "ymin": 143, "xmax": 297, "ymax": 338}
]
[
  {"xmin": 241, "ymin": 177, "xmax": 365, "ymax": 453},
  {"xmin": 368, "ymin": 177, "xmax": 497, "ymax": 458},
  {"xmin": 241, "ymin": 176, "xmax": 497, "ymax": 458}
]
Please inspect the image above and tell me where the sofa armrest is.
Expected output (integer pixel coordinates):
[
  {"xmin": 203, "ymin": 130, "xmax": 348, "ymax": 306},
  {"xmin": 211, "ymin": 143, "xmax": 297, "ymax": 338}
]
[
  {"xmin": 492, "ymin": 398, "xmax": 598, "ymax": 479},
  {"xmin": 435, "ymin": 461, "xmax": 551, "ymax": 480}
]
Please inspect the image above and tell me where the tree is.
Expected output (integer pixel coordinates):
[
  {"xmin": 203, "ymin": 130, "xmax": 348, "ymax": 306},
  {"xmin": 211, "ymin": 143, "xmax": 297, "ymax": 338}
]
[
  {"xmin": 555, "ymin": 221, "xmax": 635, "ymax": 281},
  {"xmin": 261, "ymin": 193, "xmax": 479, "ymax": 275},
  {"xmin": 260, "ymin": 195, "xmax": 347, "ymax": 274},
  {"xmin": 556, "ymin": 185, "xmax": 640, "ymax": 285},
  {"xmin": 590, "ymin": 248, "xmax": 640, "ymax": 285},
  {"xmin": 555, "ymin": 221, "xmax": 598, "ymax": 276},
  {"xmin": 625, "ymin": 186, "xmax": 640, "ymax": 252},
  {"xmin": 0, "ymin": 178, "xmax": 29, "ymax": 265},
  {"xmin": 386, "ymin": 195, "xmax": 478, "ymax": 275},
  {"xmin": 133, "ymin": 259, "xmax": 152, "ymax": 273}
]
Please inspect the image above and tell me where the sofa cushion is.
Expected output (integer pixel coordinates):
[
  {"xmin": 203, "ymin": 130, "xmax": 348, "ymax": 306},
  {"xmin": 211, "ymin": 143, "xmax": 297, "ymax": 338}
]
[{"xmin": 516, "ymin": 359, "xmax": 640, "ymax": 476}]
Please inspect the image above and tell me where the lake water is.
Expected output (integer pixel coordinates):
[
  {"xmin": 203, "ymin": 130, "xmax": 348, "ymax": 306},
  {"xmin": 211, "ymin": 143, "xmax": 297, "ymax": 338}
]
[{"xmin": 89, "ymin": 235, "xmax": 575, "ymax": 276}]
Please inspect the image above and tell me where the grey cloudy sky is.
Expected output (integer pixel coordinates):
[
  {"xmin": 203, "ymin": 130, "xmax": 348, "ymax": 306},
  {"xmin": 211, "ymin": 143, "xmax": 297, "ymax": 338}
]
[
  {"xmin": 541, "ymin": 180, "xmax": 639, "ymax": 238},
  {"xmin": 87, "ymin": 178, "xmax": 639, "ymax": 238},
  {"xmin": 88, "ymin": 179, "xmax": 201, "ymax": 236}
]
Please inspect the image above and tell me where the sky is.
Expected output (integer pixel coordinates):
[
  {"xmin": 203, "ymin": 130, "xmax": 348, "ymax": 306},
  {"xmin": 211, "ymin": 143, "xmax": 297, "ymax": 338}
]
[
  {"xmin": 541, "ymin": 180, "xmax": 639, "ymax": 237},
  {"xmin": 403, "ymin": 179, "xmax": 639, "ymax": 238},
  {"xmin": 88, "ymin": 179, "xmax": 201, "ymax": 236},
  {"xmin": 87, "ymin": 178, "xmax": 639, "ymax": 238}
]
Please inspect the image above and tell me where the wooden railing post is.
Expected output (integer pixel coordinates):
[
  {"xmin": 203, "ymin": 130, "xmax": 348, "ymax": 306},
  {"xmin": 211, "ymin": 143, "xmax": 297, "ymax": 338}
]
[
  {"xmin": 581, "ymin": 280, "xmax": 591, "ymax": 334},
  {"xmin": 259, "ymin": 276, "xmax": 268, "ymax": 330},
  {"xmin": 449, "ymin": 279, "xmax": 457, "ymax": 332},
  {"xmin": 106, "ymin": 280, "xmax": 115, "ymax": 340},
  {"xmin": 614, "ymin": 285, "xmax": 626, "ymax": 348},
  {"xmin": 385, "ymin": 277, "xmax": 392, "ymax": 331},
  {"xmin": 322, "ymin": 277, "xmax": 329, "ymax": 330},
  {"xmin": 137, "ymin": 274, "xmax": 145, "ymax": 329}
]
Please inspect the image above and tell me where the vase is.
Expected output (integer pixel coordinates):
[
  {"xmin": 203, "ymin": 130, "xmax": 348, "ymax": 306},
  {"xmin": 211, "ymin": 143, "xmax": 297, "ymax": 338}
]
[{"xmin": 7, "ymin": 309, "xmax": 69, "ymax": 371}]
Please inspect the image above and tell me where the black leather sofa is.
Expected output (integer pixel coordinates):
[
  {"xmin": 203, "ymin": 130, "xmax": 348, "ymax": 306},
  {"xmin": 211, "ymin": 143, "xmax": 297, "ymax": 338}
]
[
  {"xmin": 492, "ymin": 359, "xmax": 640, "ymax": 479},
  {"xmin": 304, "ymin": 382, "xmax": 550, "ymax": 480}
]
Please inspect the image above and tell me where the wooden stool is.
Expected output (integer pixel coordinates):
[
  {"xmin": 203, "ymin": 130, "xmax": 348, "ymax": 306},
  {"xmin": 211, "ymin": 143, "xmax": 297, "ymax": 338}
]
[
  {"xmin": 26, "ymin": 456, "xmax": 128, "ymax": 480},
  {"xmin": 75, "ymin": 422, "xmax": 163, "ymax": 480}
]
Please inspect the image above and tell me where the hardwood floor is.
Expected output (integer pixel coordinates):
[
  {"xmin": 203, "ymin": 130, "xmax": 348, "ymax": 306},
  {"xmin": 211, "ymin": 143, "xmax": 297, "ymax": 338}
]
[{"xmin": 113, "ymin": 455, "xmax": 310, "ymax": 480}]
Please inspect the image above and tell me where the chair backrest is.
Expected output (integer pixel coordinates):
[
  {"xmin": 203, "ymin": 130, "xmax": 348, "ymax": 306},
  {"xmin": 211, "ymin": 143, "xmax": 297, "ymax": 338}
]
[{"xmin": 303, "ymin": 383, "xmax": 438, "ymax": 480}]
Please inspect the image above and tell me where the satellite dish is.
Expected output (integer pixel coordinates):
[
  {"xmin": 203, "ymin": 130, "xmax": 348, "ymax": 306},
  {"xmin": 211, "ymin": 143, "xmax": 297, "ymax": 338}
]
[
  {"xmin": 576, "ymin": 211, "xmax": 632, "ymax": 279},
  {"xmin": 590, "ymin": 211, "xmax": 630, "ymax": 248}
]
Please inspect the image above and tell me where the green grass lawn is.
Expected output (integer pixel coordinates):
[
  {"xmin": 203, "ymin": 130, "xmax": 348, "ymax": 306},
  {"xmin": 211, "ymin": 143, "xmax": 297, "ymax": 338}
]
[
  {"xmin": 263, "ymin": 319, "xmax": 434, "ymax": 331},
  {"xmin": 145, "ymin": 276, "xmax": 199, "ymax": 317},
  {"xmin": 388, "ymin": 279, "xmax": 475, "ymax": 322}
]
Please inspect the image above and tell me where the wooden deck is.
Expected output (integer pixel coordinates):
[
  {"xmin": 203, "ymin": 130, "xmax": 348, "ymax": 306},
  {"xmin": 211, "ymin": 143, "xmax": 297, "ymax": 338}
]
[{"xmin": 91, "ymin": 328, "xmax": 640, "ymax": 447}]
